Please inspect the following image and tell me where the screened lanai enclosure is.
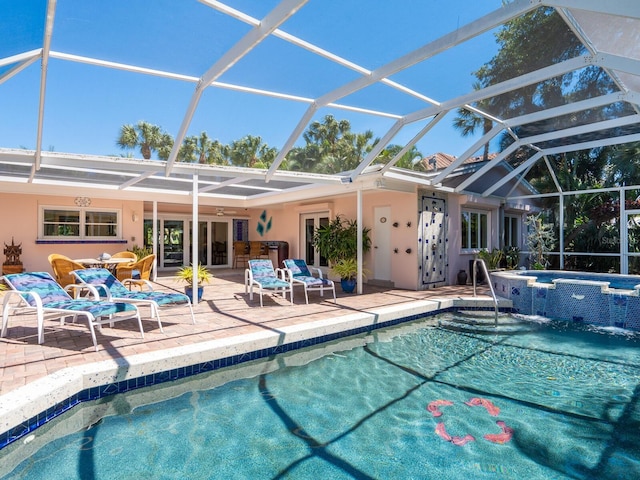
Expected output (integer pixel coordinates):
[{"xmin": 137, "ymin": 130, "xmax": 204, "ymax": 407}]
[{"xmin": 1, "ymin": 1, "xmax": 640, "ymax": 273}]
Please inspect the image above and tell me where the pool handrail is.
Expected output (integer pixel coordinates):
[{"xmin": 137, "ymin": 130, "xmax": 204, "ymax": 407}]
[{"xmin": 472, "ymin": 258, "xmax": 499, "ymax": 327}]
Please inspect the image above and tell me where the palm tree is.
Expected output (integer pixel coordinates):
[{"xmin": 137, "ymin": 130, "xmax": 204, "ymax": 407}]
[
  {"xmin": 452, "ymin": 83, "xmax": 494, "ymax": 161},
  {"xmin": 378, "ymin": 144, "xmax": 425, "ymax": 171},
  {"xmin": 227, "ymin": 135, "xmax": 277, "ymax": 168},
  {"xmin": 116, "ymin": 121, "xmax": 173, "ymax": 160},
  {"xmin": 180, "ymin": 132, "xmax": 227, "ymax": 164}
]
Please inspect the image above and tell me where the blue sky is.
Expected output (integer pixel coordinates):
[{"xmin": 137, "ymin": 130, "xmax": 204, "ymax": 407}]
[{"xmin": 0, "ymin": 0, "xmax": 505, "ymax": 160}]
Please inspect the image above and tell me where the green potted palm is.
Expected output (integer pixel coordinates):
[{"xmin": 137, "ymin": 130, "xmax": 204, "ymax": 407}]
[
  {"xmin": 177, "ymin": 263, "xmax": 212, "ymax": 301},
  {"xmin": 312, "ymin": 215, "xmax": 371, "ymax": 293}
]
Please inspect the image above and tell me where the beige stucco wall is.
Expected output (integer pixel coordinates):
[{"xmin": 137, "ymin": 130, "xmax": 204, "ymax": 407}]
[
  {"xmin": 254, "ymin": 190, "xmax": 420, "ymax": 290},
  {"xmin": 0, "ymin": 193, "xmax": 143, "ymax": 275},
  {"xmin": 0, "ymin": 188, "xmax": 532, "ymax": 291}
]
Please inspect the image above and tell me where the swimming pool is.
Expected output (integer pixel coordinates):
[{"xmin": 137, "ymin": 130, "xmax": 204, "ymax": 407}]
[
  {"xmin": 1, "ymin": 311, "xmax": 638, "ymax": 479},
  {"xmin": 491, "ymin": 270, "xmax": 640, "ymax": 330}
]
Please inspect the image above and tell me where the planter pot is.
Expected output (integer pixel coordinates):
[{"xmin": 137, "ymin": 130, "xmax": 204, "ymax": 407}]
[
  {"xmin": 457, "ymin": 269, "xmax": 468, "ymax": 285},
  {"xmin": 185, "ymin": 286, "xmax": 204, "ymax": 301},
  {"xmin": 340, "ymin": 278, "xmax": 356, "ymax": 293}
]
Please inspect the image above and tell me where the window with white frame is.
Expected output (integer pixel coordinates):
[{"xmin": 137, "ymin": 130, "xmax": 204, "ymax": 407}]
[
  {"xmin": 461, "ymin": 209, "xmax": 488, "ymax": 250},
  {"xmin": 504, "ymin": 215, "xmax": 520, "ymax": 247},
  {"xmin": 41, "ymin": 207, "xmax": 120, "ymax": 239}
]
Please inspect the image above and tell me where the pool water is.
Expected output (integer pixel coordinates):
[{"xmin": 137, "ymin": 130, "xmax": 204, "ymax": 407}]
[
  {"xmin": 2, "ymin": 312, "xmax": 640, "ymax": 479},
  {"xmin": 517, "ymin": 270, "xmax": 640, "ymax": 290}
]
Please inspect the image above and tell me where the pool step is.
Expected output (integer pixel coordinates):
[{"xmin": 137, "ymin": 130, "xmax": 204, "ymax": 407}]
[{"xmin": 438, "ymin": 312, "xmax": 536, "ymax": 335}]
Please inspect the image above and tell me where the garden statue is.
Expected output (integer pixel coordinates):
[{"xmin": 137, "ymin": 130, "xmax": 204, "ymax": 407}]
[{"xmin": 3, "ymin": 237, "xmax": 24, "ymax": 274}]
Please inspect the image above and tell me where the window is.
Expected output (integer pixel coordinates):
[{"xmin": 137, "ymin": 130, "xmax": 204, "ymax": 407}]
[
  {"xmin": 41, "ymin": 207, "xmax": 120, "ymax": 239},
  {"xmin": 461, "ymin": 210, "xmax": 488, "ymax": 250},
  {"xmin": 504, "ymin": 215, "xmax": 520, "ymax": 247}
]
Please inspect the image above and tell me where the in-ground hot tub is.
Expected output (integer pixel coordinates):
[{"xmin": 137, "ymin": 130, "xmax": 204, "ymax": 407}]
[{"xmin": 491, "ymin": 270, "xmax": 640, "ymax": 330}]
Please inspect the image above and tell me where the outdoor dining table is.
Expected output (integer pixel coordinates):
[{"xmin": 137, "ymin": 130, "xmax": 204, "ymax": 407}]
[{"xmin": 74, "ymin": 257, "xmax": 133, "ymax": 273}]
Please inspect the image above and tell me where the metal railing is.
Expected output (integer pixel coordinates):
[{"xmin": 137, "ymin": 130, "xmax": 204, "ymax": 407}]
[{"xmin": 472, "ymin": 258, "xmax": 499, "ymax": 327}]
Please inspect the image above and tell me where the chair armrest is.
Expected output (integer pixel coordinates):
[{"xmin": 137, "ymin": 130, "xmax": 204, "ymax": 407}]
[
  {"xmin": 310, "ymin": 267, "xmax": 324, "ymax": 279},
  {"xmin": 64, "ymin": 283, "xmax": 101, "ymax": 300},
  {"xmin": 275, "ymin": 268, "xmax": 292, "ymax": 284},
  {"xmin": 280, "ymin": 268, "xmax": 293, "ymax": 281},
  {"xmin": 3, "ymin": 289, "xmax": 34, "ymax": 310}
]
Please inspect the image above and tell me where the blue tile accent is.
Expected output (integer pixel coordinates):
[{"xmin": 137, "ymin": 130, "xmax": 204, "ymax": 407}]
[
  {"xmin": 0, "ymin": 306, "xmax": 514, "ymax": 450},
  {"xmin": 35, "ymin": 239, "xmax": 128, "ymax": 244}
]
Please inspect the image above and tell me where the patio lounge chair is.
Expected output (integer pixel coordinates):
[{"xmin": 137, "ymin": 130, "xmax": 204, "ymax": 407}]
[
  {"xmin": 72, "ymin": 268, "xmax": 196, "ymax": 331},
  {"xmin": 244, "ymin": 259, "xmax": 293, "ymax": 307},
  {"xmin": 1, "ymin": 271, "xmax": 143, "ymax": 351},
  {"xmin": 282, "ymin": 258, "xmax": 336, "ymax": 304}
]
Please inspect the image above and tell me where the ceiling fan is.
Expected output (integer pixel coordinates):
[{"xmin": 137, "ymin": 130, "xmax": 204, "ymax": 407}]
[{"xmin": 215, "ymin": 207, "xmax": 237, "ymax": 216}]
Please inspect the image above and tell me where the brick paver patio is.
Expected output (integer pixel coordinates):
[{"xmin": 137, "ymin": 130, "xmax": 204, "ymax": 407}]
[{"xmin": 0, "ymin": 269, "xmax": 492, "ymax": 397}]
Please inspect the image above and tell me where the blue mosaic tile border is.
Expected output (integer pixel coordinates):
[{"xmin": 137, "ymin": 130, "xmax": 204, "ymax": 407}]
[
  {"xmin": 35, "ymin": 239, "xmax": 128, "ymax": 245},
  {"xmin": 0, "ymin": 306, "xmax": 510, "ymax": 450}
]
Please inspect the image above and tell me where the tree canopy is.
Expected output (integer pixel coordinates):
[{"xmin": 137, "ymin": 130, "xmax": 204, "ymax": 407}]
[{"xmin": 116, "ymin": 115, "xmax": 423, "ymax": 175}]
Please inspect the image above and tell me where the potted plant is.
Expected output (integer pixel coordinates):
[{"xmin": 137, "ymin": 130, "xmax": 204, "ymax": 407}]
[
  {"xmin": 177, "ymin": 263, "xmax": 212, "ymax": 301},
  {"xmin": 312, "ymin": 215, "xmax": 371, "ymax": 293},
  {"xmin": 477, "ymin": 248, "xmax": 504, "ymax": 271},
  {"xmin": 330, "ymin": 258, "xmax": 370, "ymax": 293}
]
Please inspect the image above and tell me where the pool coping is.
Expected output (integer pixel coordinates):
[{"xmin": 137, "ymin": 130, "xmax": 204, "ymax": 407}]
[{"xmin": 0, "ymin": 295, "xmax": 510, "ymax": 452}]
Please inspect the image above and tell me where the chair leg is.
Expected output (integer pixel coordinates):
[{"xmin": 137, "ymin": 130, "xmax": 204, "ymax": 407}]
[
  {"xmin": 151, "ymin": 304, "xmax": 164, "ymax": 333},
  {"xmin": 187, "ymin": 303, "xmax": 196, "ymax": 324},
  {"xmin": 86, "ymin": 316, "xmax": 100, "ymax": 352}
]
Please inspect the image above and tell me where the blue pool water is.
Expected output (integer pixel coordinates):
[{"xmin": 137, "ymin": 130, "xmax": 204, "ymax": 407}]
[
  {"xmin": 1, "ymin": 312, "xmax": 639, "ymax": 479},
  {"xmin": 516, "ymin": 270, "xmax": 640, "ymax": 290}
]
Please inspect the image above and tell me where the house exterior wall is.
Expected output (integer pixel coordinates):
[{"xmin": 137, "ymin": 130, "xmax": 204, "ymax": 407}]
[
  {"xmin": 0, "ymin": 188, "xmax": 535, "ymax": 291},
  {"xmin": 0, "ymin": 192, "xmax": 142, "ymax": 274}
]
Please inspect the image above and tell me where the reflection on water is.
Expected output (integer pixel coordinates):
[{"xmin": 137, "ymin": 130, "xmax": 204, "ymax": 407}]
[{"xmin": 2, "ymin": 313, "xmax": 640, "ymax": 479}]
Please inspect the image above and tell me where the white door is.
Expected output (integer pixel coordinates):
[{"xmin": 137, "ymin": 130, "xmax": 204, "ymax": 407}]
[
  {"xmin": 300, "ymin": 213, "xmax": 330, "ymax": 268},
  {"xmin": 373, "ymin": 206, "xmax": 392, "ymax": 281}
]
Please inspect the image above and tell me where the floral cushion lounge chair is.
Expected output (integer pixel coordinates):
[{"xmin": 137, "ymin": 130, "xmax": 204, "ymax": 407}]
[
  {"xmin": 282, "ymin": 258, "xmax": 336, "ymax": 304},
  {"xmin": 1, "ymin": 271, "xmax": 143, "ymax": 351},
  {"xmin": 71, "ymin": 268, "xmax": 196, "ymax": 331},
  {"xmin": 244, "ymin": 259, "xmax": 293, "ymax": 307}
]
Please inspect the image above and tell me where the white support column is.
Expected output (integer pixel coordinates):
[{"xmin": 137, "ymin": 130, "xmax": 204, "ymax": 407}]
[
  {"xmin": 357, "ymin": 188, "xmax": 363, "ymax": 295},
  {"xmin": 620, "ymin": 188, "xmax": 628, "ymax": 275},
  {"xmin": 559, "ymin": 194, "xmax": 564, "ymax": 270},
  {"xmin": 152, "ymin": 201, "xmax": 158, "ymax": 281},
  {"xmin": 192, "ymin": 174, "xmax": 199, "ymax": 304}
]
